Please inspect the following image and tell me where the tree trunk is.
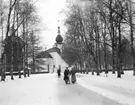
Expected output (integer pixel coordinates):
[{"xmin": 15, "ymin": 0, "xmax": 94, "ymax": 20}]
[
  {"xmin": 96, "ymin": 31, "xmax": 100, "ymax": 76},
  {"xmin": 103, "ymin": 25, "xmax": 108, "ymax": 74},
  {"xmin": 23, "ymin": 42, "xmax": 26, "ymax": 77},
  {"xmin": 117, "ymin": 66, "xmax": 121, "ymax": 78},
  {"xmin": 26, "ymin": 44, "xmax": 29, "ymax": 77},
  {"xmin": 17, "ymin": 27, "xmax": 21, "ymax": 79},
  {"xmin": 11, "ymin": 42, "xmax": 14, "ymax": 80},
  {"xmin": 133, "ymin": 62, "xmax": 135, "ymax": 75},
  {"xmin": 18, "ymin": 66, "xmax": 21, "ymax": 78},
  {"xmin": 98, "ymin": 35, "xmax": 101, "ymax": 72},
  {"xmin": 112, "ymin": 39, "xmax": 116, "ymax": 74},
  {"xmin": 109, "ymin": 0, "xmax": 116, "ymax": 74},
  {"xmin": 15, "ymin": 5, "xmax": 21, "ymax": 79},
  {"xmin": 1, "ymin": 67, "xmax": 5, "ymax": 81},
  {"xmin": 22, "ymin": 15, "xmax": 26, "ymax": 77},
  {"xmin": 96, "ymin": 47, "xmax": 100, "ymax": 76},
  {"xmin": 25, "ymin": 40, "xmax": 29, "ymax": 77},
  {"xmin": 128, "ymin": 1, "xmax": 135, "ymax": 76},
  {"xmin": 92, "ymin": 70, "xmax": 94, "ymax": 75},
  {"xmin": 48, "ymin": 64, "xmax": 49, "ymax": 73},
  {"xmin": 117, "ymin": 22, "xmax": 122, "ymax": 78},
  {"xmin": 32, "ymin": 43, "xmax": 35, "ymax": 73}
]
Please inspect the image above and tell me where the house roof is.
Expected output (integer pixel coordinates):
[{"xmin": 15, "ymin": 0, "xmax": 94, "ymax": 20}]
[
  {"xmin": 46, "ymin": 47, "xmax": 61, "ymax": 54},
  {"xmin": 36, "ymin": 51, "xmax": 52, "ymax": 58}
]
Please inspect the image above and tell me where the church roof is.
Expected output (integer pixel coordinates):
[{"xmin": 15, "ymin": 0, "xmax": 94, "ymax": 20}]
[
  {"xmin": 36, "ymin": 47, "xmax": 61, "ymax": 59},
  {"xmin": 46, "ymin": 47, "xmax": 61, "ymax": 54},
  {"xmin": 36, "ymin": 51, "xmax": 52, "ymax": 58}
]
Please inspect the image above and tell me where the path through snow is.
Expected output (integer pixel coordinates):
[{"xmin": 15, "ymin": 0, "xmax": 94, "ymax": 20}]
[{"xmin": 0, "ymin": 73, "xmax": 122, "ymax": 105}]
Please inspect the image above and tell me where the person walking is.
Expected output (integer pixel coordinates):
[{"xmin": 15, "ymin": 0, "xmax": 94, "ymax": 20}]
[
  {"xmin": 57, "ymin": 66, "xmax": 61, "ymax": 78},
  {"xmin": 64, "ymin": 67, "xmax": 70, "ymax": 84},
  {"xmin": 71, "ymin": 67, "xmax": 76, "ymax": 84}
]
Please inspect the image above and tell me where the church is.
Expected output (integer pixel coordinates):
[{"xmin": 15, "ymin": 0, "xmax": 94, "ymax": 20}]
[{"xmin": 36, "ymin": 25, "xmax": 69, "ymax": 73}]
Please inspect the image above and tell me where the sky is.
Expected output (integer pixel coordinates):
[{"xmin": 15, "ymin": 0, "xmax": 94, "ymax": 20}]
[{"xmin": 36, "ymin": 0, "xmax": 67, "ymax": 49}]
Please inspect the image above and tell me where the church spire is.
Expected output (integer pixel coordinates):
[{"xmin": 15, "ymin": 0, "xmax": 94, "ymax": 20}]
[
  {"xmin": 56, "ymin": 20, "xmax": 63, "ymax": 44},
  {"xmin": 57, "ymin": 20, "xmax": 61, "ymax": 35}
]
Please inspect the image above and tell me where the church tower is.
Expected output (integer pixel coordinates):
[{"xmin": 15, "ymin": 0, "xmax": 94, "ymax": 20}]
[{"xmin": 55, "ymin": 22, "xmax": 63, "ymax": 51}]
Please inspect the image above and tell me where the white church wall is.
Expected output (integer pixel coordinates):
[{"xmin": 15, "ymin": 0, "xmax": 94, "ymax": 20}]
[{"xmin": 49, "ymin": 52, "xmax": 68, "ymax": 72}]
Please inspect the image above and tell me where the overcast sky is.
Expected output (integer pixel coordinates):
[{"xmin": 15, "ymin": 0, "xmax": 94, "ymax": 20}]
[{"xmin": 36, "ymin": 0, "xmax": 67, "ymax": 49}]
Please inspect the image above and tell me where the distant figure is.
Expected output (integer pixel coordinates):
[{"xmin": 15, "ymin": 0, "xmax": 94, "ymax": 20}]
[
  {"xmin": 64, "ymin": 67, "xmax": 70, "ymax": 84},
  {"xmin": 57, "ymin": 66, "xmax": 61, "ymax": 78},
  {"xmin": 71, "ymin": 67, "xmax": 76, "ymax": 84}
]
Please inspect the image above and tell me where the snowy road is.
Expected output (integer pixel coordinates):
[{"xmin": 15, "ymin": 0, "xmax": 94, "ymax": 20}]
[{"xmin": 0, "ymin": 74, "xmax": 122, "ymax": 105}]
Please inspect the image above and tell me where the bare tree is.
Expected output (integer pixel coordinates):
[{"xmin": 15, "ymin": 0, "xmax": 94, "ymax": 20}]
[
  {"xmin": 126, "ymin": 0, "xmax": 135, "ymax": 75},
  {"xmin": 0, "ymin": 0, "xmax": 42, "ymax": 80}
]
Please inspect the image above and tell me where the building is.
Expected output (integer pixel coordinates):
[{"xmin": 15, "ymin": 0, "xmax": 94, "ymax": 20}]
[{"xmin": 36, "ymin": 25, "xmax": 69, "ymax": 73}]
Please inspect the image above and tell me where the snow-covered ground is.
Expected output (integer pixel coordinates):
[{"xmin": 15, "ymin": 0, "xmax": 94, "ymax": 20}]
[
  {"xmin": 77, "ymin": 71, "xmax": 135, "ymax": 105},
  {"xmin": 0, "ymin": 73, "xmax": 123, "ymax": 105},
  {"xmin": 0, "ymin": 74, "xmax": 60, "ymax": 105}
]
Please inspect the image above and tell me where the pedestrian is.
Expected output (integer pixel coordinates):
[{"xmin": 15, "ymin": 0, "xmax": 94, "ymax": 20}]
[
  {"xmin": 64, "ymin": 67, "xmax": 70, "ymax": 84},
  {"xmin": 71, "ymin": 67, "xmax": 76, "ymax": 84},
  {"xmin": 57, "ymin": 66, "xmax": 61, "ymax": 78}
]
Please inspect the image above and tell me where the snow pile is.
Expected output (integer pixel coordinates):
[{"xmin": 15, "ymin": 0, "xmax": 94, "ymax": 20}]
[{"xmin": 77, "ymin": 71, "xmax": 135, "ymax": 105}]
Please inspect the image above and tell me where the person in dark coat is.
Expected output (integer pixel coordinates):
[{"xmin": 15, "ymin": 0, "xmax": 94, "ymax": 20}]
[
  {"xmin": 64, "ymin": 67, "xmax": 70, "ymax": 83},
  {"xmin": 57, "ymin": 67, "xmax": 61, "ymax": 78}
]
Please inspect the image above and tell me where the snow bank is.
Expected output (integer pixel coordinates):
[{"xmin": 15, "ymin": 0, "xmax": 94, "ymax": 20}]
[{"xmin": 77, "ymin": 71, "xmax": 135, "ymax": 105}]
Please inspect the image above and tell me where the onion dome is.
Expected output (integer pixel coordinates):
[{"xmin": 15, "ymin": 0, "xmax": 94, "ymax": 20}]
[
  {"xmin": 56, "ymin": 35, "xmax": 63, "ymax": 44},
  {"xmin": 56, "ymin": 26, "xmax": 63, "ymax": 44}
]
